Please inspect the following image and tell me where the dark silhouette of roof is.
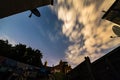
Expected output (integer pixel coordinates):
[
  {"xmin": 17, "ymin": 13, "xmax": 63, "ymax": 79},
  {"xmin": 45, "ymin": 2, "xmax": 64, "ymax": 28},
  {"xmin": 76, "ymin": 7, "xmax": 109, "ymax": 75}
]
[
  {"xmin": 67, "ymin": 46, "xmax": 120, "ymax": 80},
  {"xmin": 102, "ymin": 0, "xmax": 120, "ymax": 25},
  {"xmin": 0, "ymin": 0, "xmax": 53, "ymax": 18}
]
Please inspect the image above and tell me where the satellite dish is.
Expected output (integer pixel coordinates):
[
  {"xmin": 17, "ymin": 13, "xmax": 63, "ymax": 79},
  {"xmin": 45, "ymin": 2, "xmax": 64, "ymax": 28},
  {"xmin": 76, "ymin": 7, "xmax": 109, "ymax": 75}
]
[
  {"xmin": 110, "ymin": 25, "xmax": 120, "ymax": 38},
  {"xmin": 112, "ymin": 25, "xmax": 120, "ymax": 36},
  {"xmin": 29, "ymin": 8, "xmax": 41, "ymax": 18}
]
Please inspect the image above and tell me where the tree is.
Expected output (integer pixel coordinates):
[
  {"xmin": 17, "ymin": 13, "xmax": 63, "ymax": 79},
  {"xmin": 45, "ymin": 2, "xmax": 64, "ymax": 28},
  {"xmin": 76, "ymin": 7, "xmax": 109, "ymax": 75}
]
[
  {"xmin": 0, "ymin": 39, "xmax": 12, "ymax": 56},
  {"xmin": 0, "ymin": 39, "xmax": 43, "ymax": 67},
  {"xmin": 33, "ymin": 49, "xmax": 43, "ymax": 66},
  {"xmin": 14, "ymin": 44, "xmax": 26, "ymax": 61}
]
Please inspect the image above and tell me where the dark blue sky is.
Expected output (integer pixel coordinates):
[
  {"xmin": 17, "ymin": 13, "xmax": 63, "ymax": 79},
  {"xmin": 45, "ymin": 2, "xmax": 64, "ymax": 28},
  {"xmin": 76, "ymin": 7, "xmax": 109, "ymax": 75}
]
[
  {"xmin": 0, "ymin": 6, "xmax": 69, "ymax": 66},
  {"xmin": 0, "ymin": 0, "xmax": 119, "ymax": 67}
]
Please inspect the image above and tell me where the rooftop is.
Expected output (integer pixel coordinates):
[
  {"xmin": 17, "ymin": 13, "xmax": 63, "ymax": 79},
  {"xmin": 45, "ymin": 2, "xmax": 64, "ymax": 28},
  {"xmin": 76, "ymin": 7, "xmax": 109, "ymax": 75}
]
[{"xmin": 102, "ymin": 0, "xmax": 120, "ymax": 25}]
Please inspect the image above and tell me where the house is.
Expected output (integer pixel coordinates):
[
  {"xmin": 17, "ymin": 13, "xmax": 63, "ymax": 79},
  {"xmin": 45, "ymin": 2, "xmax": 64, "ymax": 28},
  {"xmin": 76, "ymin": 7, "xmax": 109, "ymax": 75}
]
[
  {"xmin": 51, "ymin": 60, "xmax": 72, "ymax": 74},
  {"xmin": 66, "ymin": 46, "xmax": 120, "ymax": 80}
]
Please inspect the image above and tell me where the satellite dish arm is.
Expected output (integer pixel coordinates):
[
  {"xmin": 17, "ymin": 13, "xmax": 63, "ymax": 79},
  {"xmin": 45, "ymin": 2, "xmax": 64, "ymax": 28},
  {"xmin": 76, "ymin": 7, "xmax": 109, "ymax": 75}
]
[{"xmin": 29, "ymin": 12, "xmax": 32, "ymax": 18}]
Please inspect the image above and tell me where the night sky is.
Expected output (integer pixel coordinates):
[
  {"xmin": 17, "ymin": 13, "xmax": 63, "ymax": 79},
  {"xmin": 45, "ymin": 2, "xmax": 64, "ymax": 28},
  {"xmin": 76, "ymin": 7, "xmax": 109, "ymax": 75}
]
[{"xmin": 0, "ymin": 0, "xmax": 120, "ymax": 67}]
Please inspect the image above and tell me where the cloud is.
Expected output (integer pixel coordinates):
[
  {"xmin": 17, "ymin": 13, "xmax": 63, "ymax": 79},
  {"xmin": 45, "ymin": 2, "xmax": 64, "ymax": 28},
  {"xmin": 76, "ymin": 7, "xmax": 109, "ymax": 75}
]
[
  {"xmin": 0, "ymin": 35, "xmax": 17, "ymax": 46},
  {"xmin": 48, "ymin": 31, "xmax": 59, "ymax": 42},
  {"xmin": 53, "ymin": 0, "xmax": 120, "ymax": 67}
]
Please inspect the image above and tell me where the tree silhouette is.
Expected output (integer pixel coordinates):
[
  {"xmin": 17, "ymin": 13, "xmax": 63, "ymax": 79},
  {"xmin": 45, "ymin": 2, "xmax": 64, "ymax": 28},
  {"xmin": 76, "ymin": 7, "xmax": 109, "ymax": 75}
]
[
  {"xmin": 0, "ymin": 39, "xmax": 43, "ymax": 67},
  {"xmin": 33, "ymin": 49, "xmax": 43, "ymax": 66},
  {"xmin": 13, "ymin": 44, "xmax": 26, "ymax": 61},
  {"xmin": 0, "ymin": 40, "xmax": 11, "ymax": 56}
]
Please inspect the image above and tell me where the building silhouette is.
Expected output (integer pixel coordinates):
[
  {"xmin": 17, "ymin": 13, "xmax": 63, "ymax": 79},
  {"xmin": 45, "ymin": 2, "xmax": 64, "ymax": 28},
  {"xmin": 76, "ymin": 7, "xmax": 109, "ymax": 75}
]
[
  {"xmin": 102, "ymin": 0, "xmax": 120, "ymax": 25},
  {"xmin": 51, "ymin": 60, "xmax": 72, "ymax": 74},
  {"xmin": 43, "ymin": 60, "xmax": 72, "ymax": 74},
  {"xmin": 66, "ymin": 46, "xmax": 120, "ymax": 80}
]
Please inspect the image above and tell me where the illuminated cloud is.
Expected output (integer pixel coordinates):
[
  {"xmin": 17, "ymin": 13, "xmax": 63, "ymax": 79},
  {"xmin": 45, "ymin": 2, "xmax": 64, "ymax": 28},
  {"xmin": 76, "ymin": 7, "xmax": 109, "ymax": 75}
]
[{"xmin": 53, "ymin": 0, "xmax": 120, "ymax": 67}]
